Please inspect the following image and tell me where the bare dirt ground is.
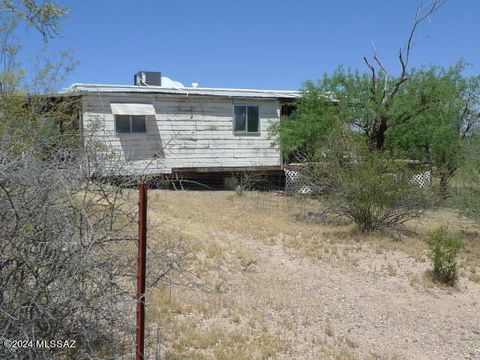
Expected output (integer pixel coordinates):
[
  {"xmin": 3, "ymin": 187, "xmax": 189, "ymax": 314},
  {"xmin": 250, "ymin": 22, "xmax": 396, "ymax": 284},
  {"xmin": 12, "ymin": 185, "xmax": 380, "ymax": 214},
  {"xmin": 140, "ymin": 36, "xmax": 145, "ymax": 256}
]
[{"xmin": 144, "ymin": 190, "xmax": 480, "ymax": 360}]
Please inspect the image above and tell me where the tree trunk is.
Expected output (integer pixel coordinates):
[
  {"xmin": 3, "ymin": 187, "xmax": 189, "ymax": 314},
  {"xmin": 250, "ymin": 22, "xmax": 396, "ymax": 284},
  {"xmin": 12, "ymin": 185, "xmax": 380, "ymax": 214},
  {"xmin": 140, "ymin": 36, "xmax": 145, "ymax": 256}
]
[
  {"xmin": 439, "ymin": 168, "xmax": 457, "ymax": 199},
  {"xmin": 368, "ymin": 118, "xmax": 388, "ymax": 151},
  {"xmin": 439, "ymin": 174, "xmax": 449, "ymax": 199}
]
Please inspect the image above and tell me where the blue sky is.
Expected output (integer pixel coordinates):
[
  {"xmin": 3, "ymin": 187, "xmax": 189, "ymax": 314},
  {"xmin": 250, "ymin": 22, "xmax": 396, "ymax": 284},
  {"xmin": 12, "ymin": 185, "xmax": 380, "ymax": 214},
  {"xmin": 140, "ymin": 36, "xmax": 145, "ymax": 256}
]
[{"xmin": 19, "ymin": 0, "xmax": 480, "ymax": 90}]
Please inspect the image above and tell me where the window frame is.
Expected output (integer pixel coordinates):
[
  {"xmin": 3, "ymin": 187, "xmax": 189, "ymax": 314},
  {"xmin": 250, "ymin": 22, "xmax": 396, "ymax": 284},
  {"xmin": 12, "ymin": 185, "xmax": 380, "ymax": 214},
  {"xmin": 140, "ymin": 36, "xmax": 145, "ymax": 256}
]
[
  {"xmin": 233, "ymin": 105, "xmax": 260, "ymax": 136},
  {"xmin": 114, "ymin": 114, "xmax": 147, "ymax": 134}
]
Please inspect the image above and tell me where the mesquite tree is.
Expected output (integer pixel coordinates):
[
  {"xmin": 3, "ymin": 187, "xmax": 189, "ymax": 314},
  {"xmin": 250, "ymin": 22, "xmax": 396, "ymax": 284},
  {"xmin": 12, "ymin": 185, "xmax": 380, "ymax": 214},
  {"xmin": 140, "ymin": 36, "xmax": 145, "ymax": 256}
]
[
  {"xmin": 361, "ymin": 0, "xmax": 444, "ymax": 151},
  {"xmin": 275, "ymin": 1, "xmax": 480, "ymax": 195},
  {"xmin": 386, "ymin": 63, "xmax": 480, "ymax": 195},
  {"xmin": 273, "ymin": 1, "xmax": 445, "ymax": 160}
]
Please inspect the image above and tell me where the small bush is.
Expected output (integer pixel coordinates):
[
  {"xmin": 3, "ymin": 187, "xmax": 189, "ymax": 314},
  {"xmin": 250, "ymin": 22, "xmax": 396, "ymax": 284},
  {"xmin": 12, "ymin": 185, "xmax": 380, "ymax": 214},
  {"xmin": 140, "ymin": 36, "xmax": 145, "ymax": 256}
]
[
  {"xmin": 302, "ymin": 151, "xmax": 432, "ymax": 233},
  {"xmin": 339, "ymin": 156, "xmax": 431, "ymax": 233},
  {"xmin": 452, "ymin": 135, "xmax": 480, "ymax": 224},
  {"xmin": 292, "ymin": 126, "xmax": 434, "ymax": 233},
  {"xmin": 426, "ymin": 227, "xmax": 462, "ymax": 285}
]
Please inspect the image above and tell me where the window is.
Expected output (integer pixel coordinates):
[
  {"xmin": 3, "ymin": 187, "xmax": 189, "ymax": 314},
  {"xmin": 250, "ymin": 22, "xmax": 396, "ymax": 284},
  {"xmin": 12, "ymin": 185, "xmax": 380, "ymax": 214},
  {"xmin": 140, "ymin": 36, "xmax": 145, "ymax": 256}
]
[
  {"xmin": 131, "ymin": 115, "xmax": 146, "ymax": 132},
  {"xmin": 115, "ymin": 115, "xmax": 146, "ymax": 133},
  {"xmin": 234, "ymin": 105, "xmax": 259, "ymax": 134},
  {"xmin": 281, "ymin": 104, "xmax": 298, "ymax": 120}
]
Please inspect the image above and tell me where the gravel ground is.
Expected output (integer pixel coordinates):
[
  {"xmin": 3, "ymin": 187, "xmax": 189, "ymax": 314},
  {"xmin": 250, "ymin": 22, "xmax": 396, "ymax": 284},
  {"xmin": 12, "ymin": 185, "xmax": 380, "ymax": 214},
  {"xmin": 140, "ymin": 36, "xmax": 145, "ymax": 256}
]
[
  {"xmin": 233, "ymin": 235, "xmax": 480, "ymax": 359},
  {"xmin": 148, "ymin": 191, "xmax": 480, "ymax": 360}
]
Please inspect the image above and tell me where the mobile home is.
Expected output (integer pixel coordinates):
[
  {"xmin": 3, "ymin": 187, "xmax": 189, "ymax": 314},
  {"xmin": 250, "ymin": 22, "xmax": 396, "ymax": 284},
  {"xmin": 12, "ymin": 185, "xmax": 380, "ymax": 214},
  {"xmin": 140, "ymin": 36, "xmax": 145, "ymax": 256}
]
[{"xmin": 62, "ymin": 72, "xmax": 300, "ymax": 187}]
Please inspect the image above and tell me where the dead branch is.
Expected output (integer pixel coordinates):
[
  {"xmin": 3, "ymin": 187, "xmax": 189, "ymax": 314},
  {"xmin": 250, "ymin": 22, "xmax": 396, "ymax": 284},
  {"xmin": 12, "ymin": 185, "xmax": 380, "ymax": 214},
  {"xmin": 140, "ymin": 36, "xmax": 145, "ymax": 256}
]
[
  {"xmin": 390, "ymin": 0, "xmax": 444, "ymax": 100},
  {"xmin": 363, "ymin": 56, "xmax": 377, "ymax": 98}
]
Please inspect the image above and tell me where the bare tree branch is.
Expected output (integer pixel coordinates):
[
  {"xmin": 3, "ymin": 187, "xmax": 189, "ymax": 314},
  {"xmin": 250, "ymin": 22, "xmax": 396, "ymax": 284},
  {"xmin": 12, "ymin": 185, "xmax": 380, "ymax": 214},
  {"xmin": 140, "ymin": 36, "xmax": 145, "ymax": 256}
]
[
  {"xmin": 461, "ymin": 112, "xmax": 480, "ymax": 139},
  {"xmin": 363, "ymin": 56, "xmax": 377, "ymax": 99},
  {"xmin": 371, "ymin": 43, "xmax": 389, "ymax": 104},
  {"xmin": 390, "ymin": 0, "xmax": 444, "ymax": 100}
]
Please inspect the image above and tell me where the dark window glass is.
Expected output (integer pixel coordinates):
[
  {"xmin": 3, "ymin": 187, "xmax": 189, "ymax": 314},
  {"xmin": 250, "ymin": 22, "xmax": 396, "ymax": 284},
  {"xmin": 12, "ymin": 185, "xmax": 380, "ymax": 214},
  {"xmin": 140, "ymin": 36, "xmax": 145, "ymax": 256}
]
[
  {"xmin": 234, "ymin": 106, "xmax": 246, "ymax": 132},
  {"xmin": 115, "ymin": 115, "xmax": 130, "ymax": 133},
  {"xmin": 247, "ymin": 106, "xmax": 259, "ymax": 132},
  {"xmin": 131, "ymin": 115, "xmax": 146, "ymax": 133},
  {"xmin": 281, "ymin": 104, "xmax": 296, "ymax": 117}
]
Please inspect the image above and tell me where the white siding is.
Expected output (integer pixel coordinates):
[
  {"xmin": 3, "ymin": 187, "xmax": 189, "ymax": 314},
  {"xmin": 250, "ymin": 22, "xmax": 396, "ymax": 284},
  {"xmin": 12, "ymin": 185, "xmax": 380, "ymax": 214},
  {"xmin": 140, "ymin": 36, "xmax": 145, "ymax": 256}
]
[{"xmin": 81, "ymin": 94, "xmax": 282, "ymax": 176}]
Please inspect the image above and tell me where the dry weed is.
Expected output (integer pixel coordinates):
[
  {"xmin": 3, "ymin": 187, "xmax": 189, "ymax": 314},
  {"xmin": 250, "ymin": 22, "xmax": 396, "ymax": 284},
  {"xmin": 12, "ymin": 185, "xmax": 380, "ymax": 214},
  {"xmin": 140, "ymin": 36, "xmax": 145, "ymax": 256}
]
[{"xmin": 139, "ymin": 190, "xmax": 479, "ymax": 359}]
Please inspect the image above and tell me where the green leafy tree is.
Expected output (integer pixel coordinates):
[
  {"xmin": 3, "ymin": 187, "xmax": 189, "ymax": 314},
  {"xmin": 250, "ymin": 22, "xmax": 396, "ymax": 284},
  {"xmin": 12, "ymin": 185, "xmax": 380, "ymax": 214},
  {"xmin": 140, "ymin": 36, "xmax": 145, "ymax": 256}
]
[
  {"xmin": 275, "ymin": 1, "xmax": 449, "ymax": 153},
  {"xmin": 271, "ymin": 78, "xmax": 343, "ymax": 161},
  {"xmin": 275, "ymin": 1, "xmax": 479, "ymax": 197},
  {"xmin": 386, "ymin": 64, "xmax": 480, "ymax": 195},
  {"xmin": 353, "ymin": 0, "xmax": 444, "ymax": 151},
  {"xmin": 280, "ymin": 66, "xmax": 479, "ymax": 234},
  {"xmin": 275, "ymin": 1, "xmax": 445, "ymax": 157},
  {"xmin": 0, "ymin": 0, "xmax": 75, "ymax": 157},
  {"xmin": 281, "ymin": 64, "xmax": 479, "ymax": 196}
]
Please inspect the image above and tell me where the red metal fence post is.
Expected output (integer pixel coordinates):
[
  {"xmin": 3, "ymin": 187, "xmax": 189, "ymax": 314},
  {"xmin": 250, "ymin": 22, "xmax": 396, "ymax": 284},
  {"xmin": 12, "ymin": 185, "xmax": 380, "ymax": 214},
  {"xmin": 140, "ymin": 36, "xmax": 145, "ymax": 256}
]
[{"xmin": 136, "ymin": 182, "xmax": 148, "ymax": 360}]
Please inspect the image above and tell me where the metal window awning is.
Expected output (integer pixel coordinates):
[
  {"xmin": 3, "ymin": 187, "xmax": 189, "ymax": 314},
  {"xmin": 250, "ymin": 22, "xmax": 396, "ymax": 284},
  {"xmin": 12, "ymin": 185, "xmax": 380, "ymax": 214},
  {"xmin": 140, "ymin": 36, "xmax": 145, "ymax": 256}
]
[{"xmin": 110, "ymin": 103, "xmax": 156, "ymax": 116}]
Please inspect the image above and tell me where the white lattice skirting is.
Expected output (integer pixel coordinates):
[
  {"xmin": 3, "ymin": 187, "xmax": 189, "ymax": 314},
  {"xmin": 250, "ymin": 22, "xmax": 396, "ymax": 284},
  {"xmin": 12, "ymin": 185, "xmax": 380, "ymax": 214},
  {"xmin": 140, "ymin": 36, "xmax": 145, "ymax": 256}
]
[{"xmin": 285, "ymin": 169, "xmax": 432, "ymax": 194}]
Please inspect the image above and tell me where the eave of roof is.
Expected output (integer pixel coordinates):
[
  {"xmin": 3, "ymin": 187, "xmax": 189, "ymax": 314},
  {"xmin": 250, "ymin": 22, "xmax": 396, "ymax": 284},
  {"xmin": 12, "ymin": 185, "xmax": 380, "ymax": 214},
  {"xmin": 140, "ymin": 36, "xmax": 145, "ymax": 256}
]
[{"xmin": 61, "ymin": 83, "xmax": 302, "ymax": 100}]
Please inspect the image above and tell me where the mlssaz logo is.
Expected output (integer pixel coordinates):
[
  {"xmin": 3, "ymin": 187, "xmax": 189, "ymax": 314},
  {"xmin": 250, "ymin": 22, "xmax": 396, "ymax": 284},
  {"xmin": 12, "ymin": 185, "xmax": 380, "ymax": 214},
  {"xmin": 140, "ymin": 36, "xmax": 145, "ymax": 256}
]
[
  {"xmin": 36, "ymin": 340, "xmax": 77, "ymax": 349},
  {"xmin": 3, "ymin": 339, "xmax": 77, "ymax": 349}
]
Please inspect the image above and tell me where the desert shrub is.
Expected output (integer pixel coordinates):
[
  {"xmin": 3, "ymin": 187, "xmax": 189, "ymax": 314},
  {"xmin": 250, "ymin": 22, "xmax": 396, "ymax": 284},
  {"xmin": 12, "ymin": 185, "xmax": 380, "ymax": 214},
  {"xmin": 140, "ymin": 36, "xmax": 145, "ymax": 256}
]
[
  {"xmin": 426, "ymin": 227, "xmax": 462, "ymax": 285},
  {"xmin": 299, "ymin": 134, "xmax": 433, "ymax": 233},
  {"xmin": 451, "ymin": 134, "xmax": 480, "ymax": 223},
  {"xmin": 0, "ymin": 123, "xmax": 187, "ymax": 359},
  {"xmin": 333, "ymin": 156, "xmax": 430, "ymax": 233},
  {"xmin": 0, "ymin": 2, "xmax": 187, "ymax": 358},
  {"xmin": 235, "ymin": 171, "xmax": 260, "ymax": 196}
]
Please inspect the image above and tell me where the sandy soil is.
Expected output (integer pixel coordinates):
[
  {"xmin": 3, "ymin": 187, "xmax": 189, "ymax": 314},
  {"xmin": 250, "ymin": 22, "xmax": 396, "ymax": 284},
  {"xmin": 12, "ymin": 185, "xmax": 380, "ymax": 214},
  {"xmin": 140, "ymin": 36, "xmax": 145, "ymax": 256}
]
[
  {"xmin": 145, "ymin": 191, "xmax": 480, "ymax": 360},
  {"xmin": 229, "ymin": 233, "xmax": 479, "ymax": 359}
]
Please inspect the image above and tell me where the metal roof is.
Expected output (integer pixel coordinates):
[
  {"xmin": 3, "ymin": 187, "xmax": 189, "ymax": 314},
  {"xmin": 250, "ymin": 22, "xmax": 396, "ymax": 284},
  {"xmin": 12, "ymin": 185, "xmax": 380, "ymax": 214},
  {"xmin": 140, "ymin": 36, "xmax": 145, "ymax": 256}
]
[{"xmin": 62, "ymin": 83, "xmax": 302, "ymax": 100}]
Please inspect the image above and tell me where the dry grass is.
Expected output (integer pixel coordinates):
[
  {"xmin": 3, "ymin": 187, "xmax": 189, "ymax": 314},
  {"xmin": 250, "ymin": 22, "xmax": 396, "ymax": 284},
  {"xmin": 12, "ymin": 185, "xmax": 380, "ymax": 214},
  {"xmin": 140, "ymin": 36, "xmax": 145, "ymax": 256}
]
[{"xmin": 134, "ymin": 190, "xmax": 480, "ymax": 359}]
